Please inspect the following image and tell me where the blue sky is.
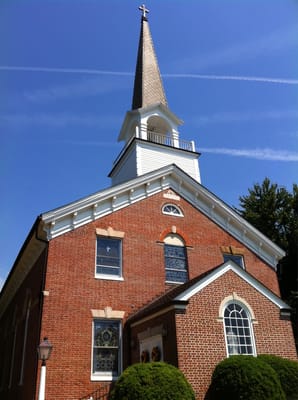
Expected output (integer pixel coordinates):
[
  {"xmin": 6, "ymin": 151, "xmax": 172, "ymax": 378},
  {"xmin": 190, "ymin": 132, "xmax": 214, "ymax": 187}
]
[{"xmin": 1, "ymin": 0, "xmax": 297, "ymax": 288}]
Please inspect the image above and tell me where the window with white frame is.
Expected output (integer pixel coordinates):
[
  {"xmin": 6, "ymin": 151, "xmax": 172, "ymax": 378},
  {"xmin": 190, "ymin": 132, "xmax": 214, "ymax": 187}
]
[
  {"xmin": 96, "ymin": 237, "xmax": 122, "ymax": 278},
  {"xmin": 162, "ymin": 204, "xmax": 183, "ymax": 217},
  {"xmin": 164, "ymin": 234, "xmax": 188, "ymax": 283},
  {"xmin": 92, "ymin": 320, "xmax": 121, "ymax": 379},
  {"xmin": 223, "ymin": 302, "xmax": 255, "ymax": 356}
]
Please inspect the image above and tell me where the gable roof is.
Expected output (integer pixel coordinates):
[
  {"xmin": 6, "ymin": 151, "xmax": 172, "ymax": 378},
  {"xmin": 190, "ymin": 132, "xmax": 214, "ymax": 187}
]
[
  {"xmin": 40, "ymin": 164, "xmax": 285, "ymax": 269},
  {"xmin": 127, "ymin": 261, "xmax": 290, "ymax": 326},
  {"xmin": 0, "ymin": 165, "xmax": 286, "ymax": 319}
]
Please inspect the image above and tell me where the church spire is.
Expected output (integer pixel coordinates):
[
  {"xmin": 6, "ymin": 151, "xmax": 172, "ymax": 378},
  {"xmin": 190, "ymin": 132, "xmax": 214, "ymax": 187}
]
[
  {"xmin": 132, "ymin": 5, "xmax": 167, "ymax": 109},
  {"xmin": 110, "ymin": 6, "xmax": 201, "ymax": 186}
]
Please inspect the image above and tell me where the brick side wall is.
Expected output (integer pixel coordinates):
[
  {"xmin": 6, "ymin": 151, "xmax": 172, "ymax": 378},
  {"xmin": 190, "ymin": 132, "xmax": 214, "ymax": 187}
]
[{"xmin": 0, "ymin": 249, "xmax": 47, "ymax": 400}]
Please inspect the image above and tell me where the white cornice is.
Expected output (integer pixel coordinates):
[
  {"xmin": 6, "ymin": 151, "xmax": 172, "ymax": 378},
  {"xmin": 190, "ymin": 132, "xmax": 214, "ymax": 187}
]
[
  {"xmin": 40, "ymin": 164, "xmax": 285, "ymax": 268},
  {"xmin": 175, "ymin": 261, "xmax": 290, "ymax": 310}
]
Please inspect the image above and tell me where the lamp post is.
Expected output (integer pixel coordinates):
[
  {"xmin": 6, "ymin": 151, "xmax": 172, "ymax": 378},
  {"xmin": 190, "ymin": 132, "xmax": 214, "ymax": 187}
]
[{"xmin": 37, "ymin": 337, "xmax": 53, "ymax": 400}]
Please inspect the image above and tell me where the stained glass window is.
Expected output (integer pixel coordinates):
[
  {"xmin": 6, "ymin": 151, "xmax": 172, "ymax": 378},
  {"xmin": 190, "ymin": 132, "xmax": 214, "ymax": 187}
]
[
  {"xmin": 224, "ymin": 303, "xmax": 255, "ymax": 356},
  {"xmin": 93, "ymin": 320, "xmax": 120, "ymax": 375},
  {"xmin": 96, "ymin": 238, "xmax": 122, "ymax": 276},
  {"xmin": 164, "ymin": 244, "xmax": 188, "ymax": 283}
]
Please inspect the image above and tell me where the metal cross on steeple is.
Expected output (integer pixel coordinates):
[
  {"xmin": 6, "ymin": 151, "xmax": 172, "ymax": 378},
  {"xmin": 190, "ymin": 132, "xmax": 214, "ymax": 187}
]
[{"xmin": 138, "ymin": 4, "xmax": 149, "ymax": 18}]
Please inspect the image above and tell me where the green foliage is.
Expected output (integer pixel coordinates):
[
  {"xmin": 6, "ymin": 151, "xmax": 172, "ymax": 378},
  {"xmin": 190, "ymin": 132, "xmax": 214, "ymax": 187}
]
[
  {"xmin": 258, "ymin": 354, "xmax": 298, "ymax": 399},
  {"xmin": 109, "ymin": 362, "xmax": 195, "ymax": 400},
  {"xmin": 207, "ymin": 355, "xmax": 286, "ymax": 400},
  {"xmin": 238, "ymin": 178, "xmax": 294, "ymax": 251},
  {"xmin": 238, "ymin": 178, "xmax": 298, "ymax": 349}
]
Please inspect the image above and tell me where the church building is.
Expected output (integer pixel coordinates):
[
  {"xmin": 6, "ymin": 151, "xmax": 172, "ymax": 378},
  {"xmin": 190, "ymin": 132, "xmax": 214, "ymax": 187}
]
[{"xmin": 0, "ymin": 6, "xmax": 296, "ymax": 400}]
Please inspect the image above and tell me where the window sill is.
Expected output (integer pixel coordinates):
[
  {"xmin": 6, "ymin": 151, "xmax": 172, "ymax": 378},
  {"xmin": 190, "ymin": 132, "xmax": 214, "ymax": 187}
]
[
  {"xmin": 95, "ymin": 275, "xmax": 124, "ymax": 281},
  {"xmin": 91, "ymin": 375, "xmax": 118, "ymax": 382}
]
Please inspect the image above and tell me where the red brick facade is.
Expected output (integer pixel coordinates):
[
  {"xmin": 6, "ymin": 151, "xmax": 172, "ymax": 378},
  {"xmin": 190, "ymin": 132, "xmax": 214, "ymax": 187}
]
[{"xmin": 0, "ymin": 189, "xmax": 296, "ymax": 400}]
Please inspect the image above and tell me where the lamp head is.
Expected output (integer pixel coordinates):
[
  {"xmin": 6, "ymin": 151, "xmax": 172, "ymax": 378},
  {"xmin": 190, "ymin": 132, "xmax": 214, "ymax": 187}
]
[{"xmin": 37, "ymin": 337, "xmax": 53, "ymax": 362}]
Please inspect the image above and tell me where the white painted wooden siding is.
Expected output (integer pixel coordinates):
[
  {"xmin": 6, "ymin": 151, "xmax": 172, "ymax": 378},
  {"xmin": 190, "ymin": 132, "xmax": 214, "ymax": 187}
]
[
  {"xmin": 137, "ymin": 142, "xmax": 201, "ymax": 183},
  {"xmin": 111, "ymin": 140, "xmax": 201, "ymax": 186}
]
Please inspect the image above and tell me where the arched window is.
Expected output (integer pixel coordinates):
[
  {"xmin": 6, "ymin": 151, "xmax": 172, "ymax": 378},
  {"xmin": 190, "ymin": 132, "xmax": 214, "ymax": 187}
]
[
  {"xmin": 162, "ymin": 204, "xmax": 183, "ymax": 217},
  {"xmin": 164, "ymin": 234, "xmax": 188, "ymax": 283},
  {"xmin": 223, "ymin": 302, "xmax": 256, "ymax": 356}
]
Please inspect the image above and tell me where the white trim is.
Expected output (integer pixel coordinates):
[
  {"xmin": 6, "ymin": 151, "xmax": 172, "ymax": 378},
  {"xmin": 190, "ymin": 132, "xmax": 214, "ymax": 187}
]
[
  {"xmin": 223, "ymin": 300, "xmax": 257, "ymax": 357},
  {"xmin": 162, "ymin": 203, "xmax": 184, "ymax": 217},
  {"xmin": 175, "ymin": 261, "xmax": 289, "ymax": 310},
  {"xmin": 95, "ymin": 237, "xmax": 123, "ymax": 280},
  {"xmin": 94, "ymin": 275, "xmax": 124, "ymax": 282},
  {"xmin": 40, "ymin": 165, "xmax": 285, "ymax": 269}
]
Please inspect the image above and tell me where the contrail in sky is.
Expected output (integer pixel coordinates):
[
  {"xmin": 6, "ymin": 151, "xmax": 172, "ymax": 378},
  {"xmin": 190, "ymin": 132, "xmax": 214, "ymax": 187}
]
[
  {"xmin": 163, "ymin": 73, "xmax": 298, "ymax": 85},
  {"xmin": 0, "ymin": 66, "xmax": 133, "ymax": 76},
  {"xmin": 200, "ymin": 147, "xmax": 298, "ymax": 162},
  {"xmin": 0, "ymin": 66, "xmax": 298, "ymax": 85}
]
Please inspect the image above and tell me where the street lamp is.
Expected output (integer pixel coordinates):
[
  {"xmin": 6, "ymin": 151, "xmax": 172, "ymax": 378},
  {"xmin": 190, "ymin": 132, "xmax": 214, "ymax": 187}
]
[{"xmin": 37, "ymin": 337, "xmax": 53, "ymax": 400}]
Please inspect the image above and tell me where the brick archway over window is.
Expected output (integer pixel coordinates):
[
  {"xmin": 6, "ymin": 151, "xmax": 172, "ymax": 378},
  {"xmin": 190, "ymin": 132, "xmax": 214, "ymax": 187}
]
[{"xmin": 158, "ymin": 227, "xmax": 191, "ymax": 246}]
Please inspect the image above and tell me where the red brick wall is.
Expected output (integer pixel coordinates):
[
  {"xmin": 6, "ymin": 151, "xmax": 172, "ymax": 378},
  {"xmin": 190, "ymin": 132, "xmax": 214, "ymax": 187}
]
[
  {"xmin": 37, "ymin": 190, "xmax": 285, "ymax": 399},
  {"xmin": 175, "ymin": 269, "xmax": 297, "ymax": 400}
]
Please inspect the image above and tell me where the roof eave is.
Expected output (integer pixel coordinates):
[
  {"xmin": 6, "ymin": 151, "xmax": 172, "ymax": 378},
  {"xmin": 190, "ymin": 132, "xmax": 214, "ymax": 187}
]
[{"xmin": 40, "ymin": 164, "xmax": 285, "ymax": 268}]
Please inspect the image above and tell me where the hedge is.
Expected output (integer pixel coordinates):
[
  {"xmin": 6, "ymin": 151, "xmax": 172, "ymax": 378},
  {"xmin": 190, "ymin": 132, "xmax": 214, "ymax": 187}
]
[
  {"xmin": 207, "ymin": 355, "xmax": 286, "ymax": 400},
  {"xmin": 258, "ymin": 354, "xmax": 298, "ymax": 400},
  {"xmin": 109, "ymin": 362, "xmax": 195, "ymax": 400}
]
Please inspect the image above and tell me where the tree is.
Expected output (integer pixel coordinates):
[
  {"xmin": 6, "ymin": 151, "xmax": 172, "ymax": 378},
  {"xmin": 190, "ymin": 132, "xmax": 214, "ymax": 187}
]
[{"xmin": 238, "ymin": 178, "xmax": 298, "ymax": 349}]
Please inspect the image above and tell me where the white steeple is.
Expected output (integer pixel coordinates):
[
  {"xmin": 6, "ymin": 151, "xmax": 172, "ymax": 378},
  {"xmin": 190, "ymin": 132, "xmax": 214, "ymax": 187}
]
[{"xmin": 109, "ymin": 6, "xmax": 201, "ymax": 186}]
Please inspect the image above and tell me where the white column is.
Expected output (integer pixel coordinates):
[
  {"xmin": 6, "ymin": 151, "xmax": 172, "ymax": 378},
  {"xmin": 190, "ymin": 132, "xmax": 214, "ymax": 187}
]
[
  {"xmin": 135, "ymin": 125, "xmax": 139, "ymax": 138},
  {"xmin": 172, "ymin": 129, "xmax": 179, "ymax": 148},
  {"xmin": 38, "ymin": 364, "xmax": 46, "ymax": 400},
  {"xmin": 140, "ymin": 121, "xmax": 148, "ymax": 140}
]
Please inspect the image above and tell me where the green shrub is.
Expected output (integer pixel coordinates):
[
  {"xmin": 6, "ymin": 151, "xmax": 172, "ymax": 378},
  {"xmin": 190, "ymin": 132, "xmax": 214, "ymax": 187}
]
[
  {"xmin": 207, "ymin": 355, "xmax": 286, "ymax": 400},
  {"xmin": 258, "ymin": 354, "xmax": 298, "ymax": 400},
  {"xmin": 109, "ymin": 362, "xmax": 195, "ymax": 400}
]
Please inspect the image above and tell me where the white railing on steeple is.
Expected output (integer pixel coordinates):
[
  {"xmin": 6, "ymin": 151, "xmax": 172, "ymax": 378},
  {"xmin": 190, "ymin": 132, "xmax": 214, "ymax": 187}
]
[
  {"xmin": 146, "ymin": 130, "xmax": 195, "ymax": 151},
  {"xmin": 112, "ymin": 124, "xmax": 196, "ymax": 166},
  {"xmin": 138, "ymin": 123, "xmax": 195, "ymax": 152}
]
